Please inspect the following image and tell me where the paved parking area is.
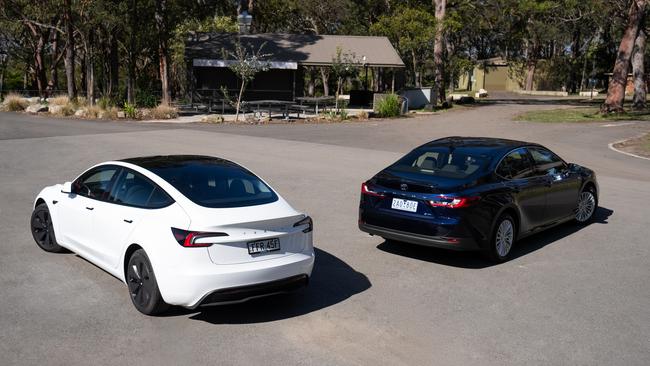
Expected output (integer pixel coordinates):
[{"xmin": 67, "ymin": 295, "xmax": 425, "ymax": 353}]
[{"xmin": 1, "ymin": 104, "xmax": 649, "ymax": 365}]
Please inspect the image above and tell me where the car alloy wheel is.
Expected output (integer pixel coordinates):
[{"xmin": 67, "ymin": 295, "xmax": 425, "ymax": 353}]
[
  {"xmin": 126, "ymin": 249, "xmax": 168, "ymax": 315},
  {"xmin": 31, "ymin": 204, "xmax": 64, "ymax": 252},
  {"xmin": 575, "ymin": 190, "xmax": 596, "ymax": 223},
  {"xmin": 495, "ymin": 218, "xmax": 514, "ymax": 258}
]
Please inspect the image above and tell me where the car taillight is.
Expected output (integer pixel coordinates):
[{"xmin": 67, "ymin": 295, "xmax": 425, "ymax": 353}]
[
  {"xmin": 171, "ymin": 228, "xmax": 228, "ymax": 248},
  {"xmin": 293, "ymin": 216, "xmax": 313, "ymax": 233},
  {"xmin": 361, "ymin": 182, "xmax": 385, "ymax": 197},
  {"xmin": 428, "ymin": 196, "xmax": 479, "ymax": 208}
]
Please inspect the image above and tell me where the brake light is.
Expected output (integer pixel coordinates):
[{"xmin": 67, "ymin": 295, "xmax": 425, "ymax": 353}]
[
  {"xmin": 293, "ymin": 216, "xmax": 313, "ymax": 233},
  {"xmin": 171, "ymin": 228, "xmax": 228, "ymax": 248},
  {"xmin": 361, "ymin": 182, "xmax": 384, "ymax": 197},
  {"xmin": 428, "ymin": 196, "xmax": 479, "ymax": 208}
]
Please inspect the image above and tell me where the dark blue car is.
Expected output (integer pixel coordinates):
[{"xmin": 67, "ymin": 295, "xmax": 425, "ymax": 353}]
[{"xmin": 358, "ymin": 137, "xmax": 598, "ymax": 262}]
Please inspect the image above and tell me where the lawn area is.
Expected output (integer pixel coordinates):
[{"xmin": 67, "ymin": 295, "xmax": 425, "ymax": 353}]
[{"xmin": 515, "ymin": 107, "xmax": 650, "ymax": 123}]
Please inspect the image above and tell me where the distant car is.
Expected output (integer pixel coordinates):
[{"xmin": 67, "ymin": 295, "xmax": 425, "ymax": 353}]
[
  {"xmin": 359, "ymin": 137, "xmax": 598, "ymax": 262},
  {"xmin": 31, "ymin": 155, "xmax": 314, "ymax": 315}
]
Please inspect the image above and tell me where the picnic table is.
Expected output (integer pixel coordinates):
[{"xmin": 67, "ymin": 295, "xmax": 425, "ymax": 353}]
[
  {"xmin": 295, "ymin": 96, "xmax": 336, "ymax": 114},
  {"xmin": 248, "ymin": 100, "xmax": 295, "ymax": 119}
]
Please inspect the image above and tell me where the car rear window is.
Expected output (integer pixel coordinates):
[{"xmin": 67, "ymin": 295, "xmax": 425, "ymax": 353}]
[
  {"xmin": 148, "ymin": 161, "xmax": 278, "ymax": 208},
  {"xmin": 391, "ymin": 148, "xmax": 491, "ymax": 179}
]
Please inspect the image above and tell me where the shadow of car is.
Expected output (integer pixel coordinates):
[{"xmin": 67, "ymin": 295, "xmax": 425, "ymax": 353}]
[{"xmin": 375, "ymin": 206, "xmax": 613, "ymax": 269}]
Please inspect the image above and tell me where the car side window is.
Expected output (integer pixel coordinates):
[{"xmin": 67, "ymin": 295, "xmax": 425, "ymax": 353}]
[
  {"xmin": 73, "ymin": 166, "xmax": 120, "ymax": 200},
  {"xmin": 496, "ymin": 148, "xmax": 534, "ymax": 179},
  {"xmin": 529, "ymin": 147, "xmax": 565, "ymax": 175},
  {"xmin": 109, "ymin": 169, "xmax": 173, "ymax": 208}
]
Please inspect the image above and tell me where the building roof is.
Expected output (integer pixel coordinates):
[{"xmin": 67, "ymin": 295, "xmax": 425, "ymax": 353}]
[{"xmin": 185, "ymin": 33, "xmax": 405, "ymax": 68}]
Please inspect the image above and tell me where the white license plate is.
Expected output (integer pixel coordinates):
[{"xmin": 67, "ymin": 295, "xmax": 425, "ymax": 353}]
[
  {"xmin": 247, "ymin": 238, "xmax": 281, "ymax": 255},
  {"xmin": 391, "ymin": 198, "xmax": 418, "ymax": 212}
]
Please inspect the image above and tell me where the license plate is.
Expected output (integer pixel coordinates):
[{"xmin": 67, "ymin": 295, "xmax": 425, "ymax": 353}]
[
  {"xmin": 391, "ymin": 198, "xmax": 418, "ymax": 212},
  {"xmin": 247, "ymin": 238, "xmax": 281, "ymax": 255}
]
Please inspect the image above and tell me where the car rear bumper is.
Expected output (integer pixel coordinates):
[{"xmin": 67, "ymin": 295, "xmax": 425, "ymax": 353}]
[
  {"xmin": 156, "ymin": 250, "xmax": 315, "ymax": 308},
  {"xmin": 359, "ymin": 223, "xmax": 480, "ymax": 251}
]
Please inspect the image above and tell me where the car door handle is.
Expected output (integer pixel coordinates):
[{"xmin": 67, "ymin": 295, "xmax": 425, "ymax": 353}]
[
  {"xmin": 85, "ymin": 207, "xmax": 94, "ymax": 210},
  {"xmin": 123, "ymin": 219, "xmax": 133, "ymax": 224}
]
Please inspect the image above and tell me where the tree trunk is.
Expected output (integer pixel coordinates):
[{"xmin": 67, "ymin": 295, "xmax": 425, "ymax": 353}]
[
  {"xmin": 155, "ymin": 0, "xmax": 171, "ymax": 106},
  {"xmin": 307, "ymin": 67, "xmax": 315, "ymax": 96},
  {"xmin": 632, "ymin": 28, "xmax": 647, "ymax": 110},
  {"xmin": 569, "ymin": 30, "xmax": 581, "ymax": 94},
  {"xmin": 601, "ymin": 0, "xmax": 647, "ymax": 113},
  {"xmin": 109, "ymin": 35, "xmax": 119, "ymax": 97},
  {"xmin": 235, "ymin": 80, "xmax": 246, "ymax": 121},
  {"xmin": 525, "ymin": 59, "xmax": 536, "ymax": 91},
  {"xmin": 86, "ymin": 33, "xmax": 94, "ymax": 106},
  {"xmin": 411, "ymin": 50, "xmax": 420, "ymax": 87},
  {"xmin": 432, "ymin": 0, "xmax": 446, "ymax": 105},
  {"xmin": 320, "ymin": 67, "xmax": 329, "ymax": 96},
  {"xmin": 47, "ymin": 31, "xmax": 60, "ymax": 95},
  {"xmin": 63, "ymin": 0, "xmax": 76, "ymax": 100},
  {"xmin": 127, "ymin": 0, "xmax": 137, "ymax": 104},
  {"xmin": 34, "ymin": 34, "xmax": 47, "ymax": 97}
]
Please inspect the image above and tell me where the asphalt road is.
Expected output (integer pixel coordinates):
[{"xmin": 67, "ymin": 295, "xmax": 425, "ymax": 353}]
[{"xmin": 1, "ymin": 104, "xmax": 649, "ymax": 366}]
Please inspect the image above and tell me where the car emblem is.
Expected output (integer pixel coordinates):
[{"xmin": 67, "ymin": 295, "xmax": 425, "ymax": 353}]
[{"xmin": 400, "ymin": 183, "xmax": 408, "ymax": 191}]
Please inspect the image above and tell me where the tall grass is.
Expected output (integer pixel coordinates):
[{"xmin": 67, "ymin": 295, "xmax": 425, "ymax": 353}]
[
  {"xmin": 149, "ymin": 104, "xmax": 178, "ymax": 119},
  {"xmin": 2, "ymin": 93, "xmax": 29, "ymax": 111},
  {"xmin": 375, "ymin": 94, "xmax": 401, "ymax": 118}
]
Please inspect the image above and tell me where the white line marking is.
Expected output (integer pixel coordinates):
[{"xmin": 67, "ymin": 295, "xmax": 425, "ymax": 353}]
[
  {"xmin": 601, "ymin": 122, "xmax": 636, "ymax": 127},
  {"xmin": 608, "ymin": 135, "xmax": 650, "ymax": 161}
]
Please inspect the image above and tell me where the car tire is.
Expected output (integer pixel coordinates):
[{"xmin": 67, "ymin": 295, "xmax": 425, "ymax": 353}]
[
  {"xmin": 575, "ymin": 186, "xmax": 597, "ymax": 225},
  {"xmin": 485, "ymin": 214, "xmax": 516, "ymax": 263},
  {"xmin": 126, "ymin": 249, "xmax": 169, "ymax": 315},
  {"xmin": 30, "ymin": 203, "xmax": 65, "ymax": 253}
]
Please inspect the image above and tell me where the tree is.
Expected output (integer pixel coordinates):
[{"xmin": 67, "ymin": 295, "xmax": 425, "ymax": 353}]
[
  {"xmin": 63, "ymin": 0, "xmax": 76, "ymax": 100},
  {"xmin": 433, "ymin": 0, "xmax": 446, "ymax": 104},
  {"xmin": 224, "ymin": 41, "xmax": 269, "ymax": 121},
  {"xmin": 155, "ymin": 0, "xmax": 171, "ymax": 105},
  {"xmin": 371, "ymin": 7, "xmax": 436, "ymax": 88},
  {"xmin": 330, "ymin": 46, "xmax": 359, "ymax": 112},
  {"xmin": 602, "ymin": 0, "xmax": 647, "ymax": 113},
  {"xmin": 631, "ymin": 27, "xmax": 647, "ymax": 110}
]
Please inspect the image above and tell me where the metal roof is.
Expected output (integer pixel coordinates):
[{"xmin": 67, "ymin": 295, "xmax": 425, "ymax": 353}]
[{"xmin": 185, "ymin": 33, "xmax": 405, "ymax": 68}]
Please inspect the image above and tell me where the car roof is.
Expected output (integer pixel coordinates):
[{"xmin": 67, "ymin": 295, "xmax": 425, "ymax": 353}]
[
  {"xmin": 418, "ymin": 136, "xmax": 542, "ymax": 155},
  {"xmin": 120, "ymin": 155, "xmax": 239, "ymax": 169}
]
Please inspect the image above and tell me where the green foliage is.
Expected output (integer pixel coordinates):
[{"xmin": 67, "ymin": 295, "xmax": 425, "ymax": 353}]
[
  {"xmin": 123, "ymin": 102, "xmax": 137, "ymax": 119},
  {"xmin": 371, "ymin": 7, "xmax": 436, "ymax": 86},
  {"xmin": 375, "ymin": 94, "xmax": 401, "ymax": 118},
  {"xmin": 330, "ymin": 46, "xmax": 359, "ymax": 112},
  {"xmin": 97, "ymin": 97, "xmax": 112, "ymax": 110},
  {"xmin": 223, "ymin": 41, "xmax": 270, "ymax": 121},
  {"xmin": 135, "ymin": 90, "xmax": 158, "ymax": 108}
]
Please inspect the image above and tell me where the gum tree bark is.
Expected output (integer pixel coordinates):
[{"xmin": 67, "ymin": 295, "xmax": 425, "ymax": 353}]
[
  {"xmin": 63, "ymin": 0, "xmax": 76, "ymax": 99},
  {"xmin": 155, "ymin": 0, "xmax": 171, "ymax": 105},
  {"xmin": 432, "ymin": 0, "xmax": 446, "ymax": 105},
  {"xmin": 631, "ymin": 28, "xmax": 647, "ymax": 110},
  {"xmin": 601, "ymin": 0, "xmax": 647, "ymax": 113}
]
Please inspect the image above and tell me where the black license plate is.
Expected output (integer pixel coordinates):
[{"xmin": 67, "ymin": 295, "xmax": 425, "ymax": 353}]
[{"xmin": 247, "ymin": 238, "xmax": 281, "ymax": 255}]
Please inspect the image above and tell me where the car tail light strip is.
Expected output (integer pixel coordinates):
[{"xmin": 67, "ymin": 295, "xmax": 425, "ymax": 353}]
[
  {"xmin": 428, "ymin": 196, "xmax": 479, "ymax": 209},
  {"xmin": 171, "ymin": 228, "xmax": 228, "ymax": 248},
  {"xmin": 361, "ymin": 183, "xmax": 385, "ymax": 197}
]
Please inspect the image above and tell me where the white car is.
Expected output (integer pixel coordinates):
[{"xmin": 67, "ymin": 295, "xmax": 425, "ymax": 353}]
[{"xmin": 31, "ymin": 155, "xmax": 315, "ymax": 315}]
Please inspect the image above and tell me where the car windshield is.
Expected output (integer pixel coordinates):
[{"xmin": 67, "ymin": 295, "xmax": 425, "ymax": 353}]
[
  {"xmin": 390, "ymin": 147, "xmax": 492, "ymax": 179},
  {"xmin": 148, "ymin": 160, "xmax": 278, "ymax": 208}
]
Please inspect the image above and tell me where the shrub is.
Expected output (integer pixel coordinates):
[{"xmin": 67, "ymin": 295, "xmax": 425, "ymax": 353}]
[
  {"xmin": 2, "ymin": 93, "xmax": 28, "ymax": 111},
  {"xmin": 50, "ymin": 103, "xmax": 76, "ymax": 116},
  {"xmin": 201, "ymin": 114, "xmax": 225, "ymax": 123},
  {"xmin": 123, "ymin": 102, "xmax": 137, "ymax": 119},
  {"xmin": 135, "ymin": 90, "xmax": 158, "ymax": 108},
  {"xmin": 48, "ymin": 95, "xmax": 70, "ymax": 106},
  {"xmin": 375, "ymin": 94, "xmax": 401, "ymax": 118},
  {"xmin": 97, "ymin": 96, "xmax": 112, "ymax": 110},
  {"xmin": 149, "ymin": 104, "xmax": 178, "ymax": 119},
  {"xmin": 356, "ymin": 110, "xmax": 369, "ymax": 120},
  {"xmin": 85, "ymin": 106, "xmax": 102, "ymax": 119}
]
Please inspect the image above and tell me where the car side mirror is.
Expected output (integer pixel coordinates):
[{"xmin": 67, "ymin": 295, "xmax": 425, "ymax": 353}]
[{"xmin": 61, "ymin": 181, "xmax": 73, "ymax": 194}]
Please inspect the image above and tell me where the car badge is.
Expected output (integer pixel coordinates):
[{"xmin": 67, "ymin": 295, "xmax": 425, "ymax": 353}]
[{"xmin": 400, "ymin": 183, "xmax": 408, "ymax": 191}]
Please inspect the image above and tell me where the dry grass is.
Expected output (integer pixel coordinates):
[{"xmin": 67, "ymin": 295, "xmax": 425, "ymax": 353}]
[
  {"xmin": 50, "ymin": 103, "xmax": 76, "ymax": 116},
  {"xmin": 2, "ymin": 93, "xmax": 29, "ymax": 111},
  {"xmin": 85, "ymin": 105, "xmax": 103, "ymax": 119},
  {"xmin": 148, "ymin": 104, "xmax": 178, "ymax": 119},
  {"xmin": 48, "ymin": 95, "xmax": 70, "ymax": 106}
]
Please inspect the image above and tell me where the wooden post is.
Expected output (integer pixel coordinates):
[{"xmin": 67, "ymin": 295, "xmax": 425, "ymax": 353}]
[{"xmin": 391, "ymin": 68, "xmax": 395, "ymax": 93}]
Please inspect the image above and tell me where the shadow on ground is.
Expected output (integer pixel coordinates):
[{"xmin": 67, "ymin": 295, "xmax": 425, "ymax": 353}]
[
  {"xmin": 376, "ymin": 206, "xmax": 613, "ymax": 269},
  {"xmin": 166, "ymin": 247, "xmax": 370, "ymax": 324}
]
